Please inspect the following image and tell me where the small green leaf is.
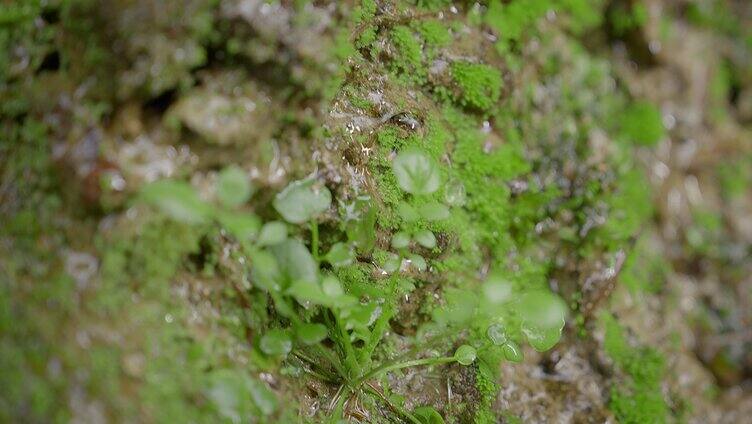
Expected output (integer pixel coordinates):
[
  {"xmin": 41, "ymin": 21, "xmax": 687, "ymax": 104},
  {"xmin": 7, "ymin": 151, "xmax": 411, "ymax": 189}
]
[
  {"xmin": 391, "ymin": 232, "xmax": 411, "ymax": 249},
  {"xmin": 257, "ymin": 221, "xmax": 287, "ymax": 246},
  {"xmin": 342, "ymin": 302, "xmax": 381, "ymax": 331},
  {"xmin": 517, "ymin": 291, "xmax": 567, "ymax": 331},
  {"xmin": 140, "ymin": 179, "xmax": 212, "ymax": 224},
  {"xmin": 273, "ymin": 178, "xmax": 331, "ymax": 224},
  {"xmin": 516, "ymin": 291, "xmax": 566, "ymax": 352},
  {"xmin": 486, "ymin": 324, "xmax": 508, "ymax": 346},
  {"xmin": 414, "ymin": 230, "xmax": 437, "ymax": 249},
  {"xmin": 321, "ymin": 276, "xmax": 344, "ymax": 297},
  {"xmin": 407, "ymin": 253, "xmax": 427, "ymax": 271},
  {"xmin": 501, "ymin": 341, "xmax": 523, "ymax": 362},
  {"xmin": 419, "ymin": 202, "xmax": 450, "ymax": 221},
  {"xmin": 287, "ymin": 280, "xmax": 328, "ymax": 305},
  {"xmin": 217, "ymin": 211, "xmax": 260, "ymax": 241},
  {"xmin": 521, "ymin": 323, "xmax": 563, "ymax": 352},
  {"xmin": 454, "ymin": 345, "xmax": 477, "ymax": 365},
  {"xmin": 295, "ymin": 323, "xmax": 328, "ymax": 345},
  {"xmin": 270, "ymin": 239, "xmax": 318, "ymax": 285},
  {"xmin": 413, "ymin": 406, "xmax": 445, "ymax": 424},
  {"xmin": 392, "ymin": 149, "xmax": 441, "ymax": 195},
  {"xmin": 324, "ymin": 242, "xmax": 355, "ymax": 267},
  {"xmin": 259, "ymin": 329, "xmax": 292, "ymax": 356},
  {"xmin": 250, "ymin": 249, "xmax": 281, "ymax": 292},
  {"xmin": 382, "ymin": 254, "xmax": 402, "ymax": 273},
  {"xmin": 217, "ymin": 165, "xmax": 253, "ymax": 208},
  {"xmin": 397, "ymin": 202, "xmax": 420, "ymax": 222}
]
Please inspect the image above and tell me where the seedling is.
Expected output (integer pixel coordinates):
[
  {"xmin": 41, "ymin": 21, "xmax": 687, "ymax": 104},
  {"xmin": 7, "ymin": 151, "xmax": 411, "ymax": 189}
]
[{"xmin": 138, "ymin": 169, "xmax": 570, "ymax": 423}]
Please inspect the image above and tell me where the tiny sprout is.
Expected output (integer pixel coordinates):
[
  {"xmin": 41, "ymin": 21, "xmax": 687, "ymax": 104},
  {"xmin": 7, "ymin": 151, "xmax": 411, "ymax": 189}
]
[
  {"xmin": 259, "ymin": 329, "xmax": 292, "ymax": 356},
  {"xmin": 414, "ymin": 229, "xmax": 437, "ymax": 249},
  {"xmin": 273, "ymin": 178, "xmax": 331, "ymax": 224},
  {"xmin": 487, "ymin": 324, "xmax": 507, "ymax": 346},
  {"xmin": 454, "ymin": 345, "xmax": 477, "ymax": 365},
  {"xmin": 501, "ymin": 341, "xmax": 523, "ymax": 363},
  {"xmin": 392, "ymin": 149, "xmax": 441, "ymax": 195},
  {"xmin": 391, "ymin": 232, "xmax": 411, "ymax": 249}
]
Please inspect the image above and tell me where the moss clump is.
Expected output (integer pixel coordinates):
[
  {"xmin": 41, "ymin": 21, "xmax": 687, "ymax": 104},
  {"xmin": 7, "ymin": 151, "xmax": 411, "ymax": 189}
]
[
  {"xmin": 450, "ymin": 61, "xmax": 503, "ymax": 112},
  {"xmin": 620, "ymin": 101, "xmax": 665, "ymax": 146},
  {"xmin": 603, "ymin": 314, "xmax": 669, "ymax": 424},
  {"xmin": 390, "ymin": 25, "xmax": 426, "ymax": 83},
  {"xmin": 415, "ymin": 19, "xmax": 452, "ymax": 48},
  {"xmin": 484, "ymin": 0, "xmax": 551, "ymax": 44}
]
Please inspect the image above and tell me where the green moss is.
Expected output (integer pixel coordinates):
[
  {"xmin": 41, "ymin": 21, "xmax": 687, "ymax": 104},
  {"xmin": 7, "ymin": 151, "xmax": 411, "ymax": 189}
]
[
  {"xmin": 473, "ymin": 364, "xmax": 499, "ymax": 423},
  {"xmin": 449, "ymin": 61, "xmax": 503, "ymax": 112},
  {"xmin": 390, "ymin": 25, "xmax": 426, "ymax": 83},
  {"xmin": 415, "ymin": 19, "xmax": 451, "ymax": 48},
  {"xmin": 485, "ymin": 0, "xmax": 551, "ymax": 44},
  {"xmin": 602, "ymin": 314, "xmax": 669, "ymax": 424},
  {"xmin": 353, "ymin": 0, "xmax": 377, "ymax": 24},
  {"xmin": 619, "ymin": 101, "xmax": 665, "ymax": 146}
]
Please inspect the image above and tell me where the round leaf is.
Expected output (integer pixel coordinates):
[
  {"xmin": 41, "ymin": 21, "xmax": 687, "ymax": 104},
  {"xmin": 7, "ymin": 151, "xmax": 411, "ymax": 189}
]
[
  {"xmin": 270, "ymin": 239, "xmax": 318, "ymax": 285},
  {"xmin": 140, "ymin": 179, "xmax": 212, "ymax": 224},
  {"xmin": 501, "ymin": 341, "xmax": 523, "ymax": 363},
  {"xmin": 273, "ymin": 178, "xmax": 331, "ymax": 224},
  {"xmin": 407, "ymin": 253, "xmax": 427, "ymax": 271},
  {"xmin": 454, "ymin": 345, "xmax": 477, "ymax": 365},
  {"xmin": 295, "ymin": 323, "xmax": 328, "ymax": 345},
  {"xmin": 324, "ymin": 242, "xmax": 355, "ymax": 267},
  {"xmin": 486, "ymin": 324, "xmax": 508, "ymax": 346},
  {"xmin": 392, "ymin": 149, "xmax": 441, "ymax": 195},
  {"xmin": 259, "ymin": 329, "xmax": 292, "ymax": 356},
  {"xmin": 391, "ymin": 232, "xmax": 411, "ymax": 249},
  {"xmin": 414, "ymin": 229, "xmax": 437, "ymax": 249},
  {"xmin": 257, "ymin": 221, "xmax": 287, "ymax": 246},
  {"xmin": 413, "ymin": 406, "xmax": 445, "ymax": 424}
]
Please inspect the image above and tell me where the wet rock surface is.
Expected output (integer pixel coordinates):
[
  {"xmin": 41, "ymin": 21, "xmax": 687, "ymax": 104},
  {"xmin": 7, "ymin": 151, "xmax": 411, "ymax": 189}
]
[{"xmin": 1, "ymin": 0, "xmax": 751, "ymax": 423}]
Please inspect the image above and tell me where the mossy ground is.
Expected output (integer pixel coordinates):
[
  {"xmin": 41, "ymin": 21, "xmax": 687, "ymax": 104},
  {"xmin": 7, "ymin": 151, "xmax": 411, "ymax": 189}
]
[{"xmin": 2, "ymin": 0, "xmax": 751, "ymax": 422}]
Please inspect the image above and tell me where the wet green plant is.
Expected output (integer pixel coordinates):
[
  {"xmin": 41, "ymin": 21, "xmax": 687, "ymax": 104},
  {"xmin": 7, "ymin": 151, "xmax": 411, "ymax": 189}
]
[{"xmin": 137, "ymin": 163, "xmax": 570, "ymax": 422}]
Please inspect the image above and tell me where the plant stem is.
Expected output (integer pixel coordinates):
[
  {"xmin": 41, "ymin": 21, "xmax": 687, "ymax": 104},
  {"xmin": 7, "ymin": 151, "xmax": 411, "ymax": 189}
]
[
  {"xmin": 354, "ymin": 356, "xmax": 455, "ymax": 387},
  {"xmin": 363, "ymin": 382, "xmax": 422, "ymax": 424},
  {"xmin": 334, "ymin": 313, "xmax": 361, "ymax": 380},
  {"xmin": 310, "ymin": 219, "xmax": 319, "ymax": 261}
]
